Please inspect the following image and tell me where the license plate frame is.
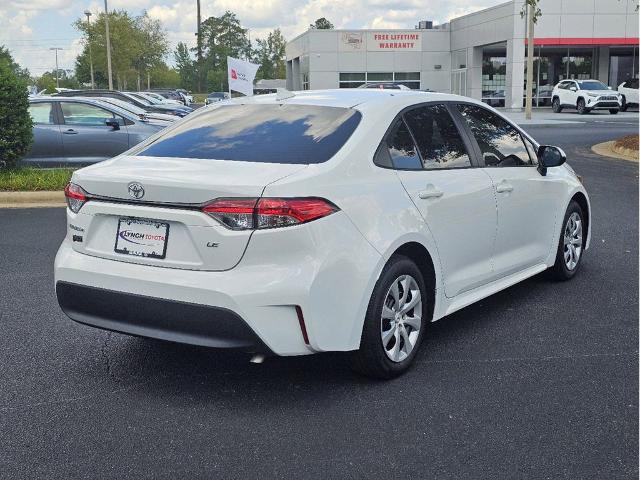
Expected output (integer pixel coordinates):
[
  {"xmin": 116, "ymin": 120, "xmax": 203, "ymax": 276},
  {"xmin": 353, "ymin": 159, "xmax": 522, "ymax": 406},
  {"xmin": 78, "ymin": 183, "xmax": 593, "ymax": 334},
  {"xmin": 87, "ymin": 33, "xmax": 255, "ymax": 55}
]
[{"xmin": 114, "ymin": 217, "xmax": 170, "ymax": 259}]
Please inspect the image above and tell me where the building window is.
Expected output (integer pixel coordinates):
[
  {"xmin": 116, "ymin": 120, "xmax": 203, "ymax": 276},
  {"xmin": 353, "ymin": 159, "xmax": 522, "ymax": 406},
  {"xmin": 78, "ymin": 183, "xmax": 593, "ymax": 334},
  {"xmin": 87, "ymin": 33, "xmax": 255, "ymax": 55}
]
[
  {"xmin": 302, "ymin": 74, "xmax": 309, "ymax": 90},
  {"xmin": 481, "ymin": 53, "xmax": 506, "ymax": 107},
  {"xmin": 339, "ymin": 72, "xmax": 421, "ymax": 89}
]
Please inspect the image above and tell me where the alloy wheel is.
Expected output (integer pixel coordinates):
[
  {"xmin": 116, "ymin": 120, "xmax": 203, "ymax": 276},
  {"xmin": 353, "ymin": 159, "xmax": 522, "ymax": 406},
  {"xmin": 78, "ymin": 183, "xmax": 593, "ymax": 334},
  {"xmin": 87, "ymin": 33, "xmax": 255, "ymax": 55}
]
[
  {"xmin": 380, "ymin": 275, "xmax": 422, "ymax": 362},
  {"xmin": 563, "ymin": 212, "xmax": 583, "ymax": 270}
]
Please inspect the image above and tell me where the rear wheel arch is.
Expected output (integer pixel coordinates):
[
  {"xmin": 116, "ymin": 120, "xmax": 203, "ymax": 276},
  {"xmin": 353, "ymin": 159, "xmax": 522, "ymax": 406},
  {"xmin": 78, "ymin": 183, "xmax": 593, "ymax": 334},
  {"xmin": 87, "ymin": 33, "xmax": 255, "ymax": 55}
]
[{"xmin": 390, "ymin": 242, "xmax": 436, "ymax": 323}]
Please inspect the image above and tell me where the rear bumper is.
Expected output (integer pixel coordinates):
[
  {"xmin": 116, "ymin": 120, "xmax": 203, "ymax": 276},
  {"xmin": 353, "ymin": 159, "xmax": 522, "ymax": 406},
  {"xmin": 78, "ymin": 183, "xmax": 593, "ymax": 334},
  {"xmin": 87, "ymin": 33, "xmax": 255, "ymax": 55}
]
[{"xmin": 56, "ymin": 281, "xmax": 271, "ymax": 353}]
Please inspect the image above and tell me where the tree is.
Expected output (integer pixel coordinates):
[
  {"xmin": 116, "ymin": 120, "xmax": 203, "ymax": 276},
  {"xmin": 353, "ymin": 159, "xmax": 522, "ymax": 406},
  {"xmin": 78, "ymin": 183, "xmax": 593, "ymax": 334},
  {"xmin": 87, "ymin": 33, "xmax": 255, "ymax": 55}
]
[
  {"xmin": 520, "ymin": 0, "xmax": 541, "ymax": 119},
  {"xmin": 74, "ymin": 10, "xmax": 168, "ymax": 90},
  {"xmin": 253, "ymin": 29, "xmax": 286, "ymax": 80},
  {"xmin": 0, "ymin": 62, "xmax": 32, "ymax": 168},
  {"xmin": 36, "ymin": 70, "xmax": 80, "ymax": 92},
  {"xmin": 199, "ymin": 11, "xmax": 252, "ymax": 91},
  {"xmin": 174, "ymin": 42, "xmax": 196, "ymax": 91},
  {"xmin": 310, "ymin": 18, "xmax": 334, "ymax": 29},
  {"xmin": 0, "ymin": 46, "xmax": 31, "ymax": 83}
]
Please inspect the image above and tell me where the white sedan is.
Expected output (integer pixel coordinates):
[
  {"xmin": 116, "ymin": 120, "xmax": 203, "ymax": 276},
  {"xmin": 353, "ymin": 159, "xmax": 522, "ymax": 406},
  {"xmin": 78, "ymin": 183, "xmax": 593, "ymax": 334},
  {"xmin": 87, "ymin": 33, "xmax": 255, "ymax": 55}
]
[{"xmin": 55, "ymin": 89, "xmax": 590, "ymax": 378}]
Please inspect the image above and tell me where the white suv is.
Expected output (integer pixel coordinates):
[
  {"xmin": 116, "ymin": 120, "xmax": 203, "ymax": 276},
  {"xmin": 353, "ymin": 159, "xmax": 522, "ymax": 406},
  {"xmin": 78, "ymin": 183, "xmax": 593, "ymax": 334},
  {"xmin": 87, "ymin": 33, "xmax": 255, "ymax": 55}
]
[
  {"xmin": 617, "ymin": 78, "xmax": 639, "ymax": 111},
  {"xmin": 55, "ymin": 90, "xmax": 590, "ymax": 378},
  {"xmin": 552, "ymin": 79, "xmax": 622, "ymax": 115}
]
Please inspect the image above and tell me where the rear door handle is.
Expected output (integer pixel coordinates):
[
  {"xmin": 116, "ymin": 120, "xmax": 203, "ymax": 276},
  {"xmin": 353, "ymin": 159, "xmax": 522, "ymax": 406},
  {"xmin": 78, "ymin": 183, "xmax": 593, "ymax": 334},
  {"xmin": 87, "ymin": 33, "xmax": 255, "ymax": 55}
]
[
  {"xmin": 495, "ymin": 181, "xmax": 514, "ymax": 193},
  {"xmin": 63, "ymin": 129, "xmax": 78, "ymax": 135},
  {"xmin": 418, "ymin": 184, "xmax": 444, "ymax": 199}
]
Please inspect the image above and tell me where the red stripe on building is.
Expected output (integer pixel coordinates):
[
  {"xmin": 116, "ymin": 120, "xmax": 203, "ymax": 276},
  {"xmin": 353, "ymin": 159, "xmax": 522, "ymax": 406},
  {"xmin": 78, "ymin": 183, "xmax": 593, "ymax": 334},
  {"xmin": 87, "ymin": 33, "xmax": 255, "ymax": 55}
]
[{"xmin": 526, "ymin": 37, "xmax": 640, "ymax": 46}]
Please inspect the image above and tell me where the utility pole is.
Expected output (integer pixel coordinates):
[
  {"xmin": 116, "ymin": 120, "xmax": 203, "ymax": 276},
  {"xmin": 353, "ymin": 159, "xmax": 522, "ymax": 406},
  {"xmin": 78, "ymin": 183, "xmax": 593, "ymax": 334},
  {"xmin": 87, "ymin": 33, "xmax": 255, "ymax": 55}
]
[
  {"xmin": 525, "ymin": 2, "xmax": 535, "ymax": 119},
  {"xmin": 49, "ymin": 47, "xmax": 62, "ymax": 88},
  {"xmin": 196, "ymin": 0, "xmax": 202, "ymax": 93},
  {"xmin": 104, "ymin": 0, "xmax": 114, "ymax": 90},
  {"xmin": 84, "ymin": 10, "xmax": 95, "ymax": 89}
]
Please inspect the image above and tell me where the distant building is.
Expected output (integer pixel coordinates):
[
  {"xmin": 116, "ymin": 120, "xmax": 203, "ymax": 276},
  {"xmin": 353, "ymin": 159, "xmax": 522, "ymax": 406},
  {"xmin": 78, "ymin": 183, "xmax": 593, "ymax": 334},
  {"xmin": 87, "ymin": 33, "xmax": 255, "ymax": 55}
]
[{"xmin": 286, "ymin": 0, "xmax": 639, "ymax": 108}]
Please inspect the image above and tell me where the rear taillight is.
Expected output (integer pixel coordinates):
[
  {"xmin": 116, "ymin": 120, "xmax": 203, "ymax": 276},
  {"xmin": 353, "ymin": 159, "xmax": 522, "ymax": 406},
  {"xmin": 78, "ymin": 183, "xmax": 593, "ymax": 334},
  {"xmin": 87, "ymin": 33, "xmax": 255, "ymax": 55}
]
[
  {"xmin": 64, "ymin": 182, "xmax": 89, "ymax": 213},
  {"xmin": 202, "ymin": 197, "xmax": 338, "ymax": 230}
]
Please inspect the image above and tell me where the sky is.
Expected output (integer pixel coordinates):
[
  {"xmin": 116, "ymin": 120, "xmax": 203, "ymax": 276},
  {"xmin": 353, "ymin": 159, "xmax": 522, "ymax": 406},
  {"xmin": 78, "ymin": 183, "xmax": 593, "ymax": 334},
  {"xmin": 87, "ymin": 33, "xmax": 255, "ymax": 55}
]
[{"xmin": 0, "ymin": 0, "xmax": 506, "ymax": 76}]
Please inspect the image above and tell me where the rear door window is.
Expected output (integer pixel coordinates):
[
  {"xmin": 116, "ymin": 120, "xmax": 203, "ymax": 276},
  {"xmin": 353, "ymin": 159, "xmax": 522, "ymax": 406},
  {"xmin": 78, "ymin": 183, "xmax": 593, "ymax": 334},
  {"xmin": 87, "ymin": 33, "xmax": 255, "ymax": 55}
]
[
  {"xmin": 136, "ymin": 104, "xmax": 362, "ymax": 164},
  {"xmin": 403, "ymin": 104, "xmax": 471, "ymax": 169}
]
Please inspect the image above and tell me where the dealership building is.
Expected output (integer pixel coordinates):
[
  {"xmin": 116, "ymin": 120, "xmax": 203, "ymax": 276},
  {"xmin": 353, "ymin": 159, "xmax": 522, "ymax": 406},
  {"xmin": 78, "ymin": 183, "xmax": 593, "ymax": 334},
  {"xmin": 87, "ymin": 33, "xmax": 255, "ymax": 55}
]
[{"xmin": 285, "ymin": 0, "xmax": 639, "ymax": 108}]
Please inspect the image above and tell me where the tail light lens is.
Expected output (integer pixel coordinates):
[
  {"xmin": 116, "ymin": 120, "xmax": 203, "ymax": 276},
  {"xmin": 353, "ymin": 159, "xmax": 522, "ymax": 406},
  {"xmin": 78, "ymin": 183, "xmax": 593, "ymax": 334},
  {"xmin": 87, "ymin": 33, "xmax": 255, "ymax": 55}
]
[
  {"xmin": 202, "ymin": 197, "xmax": 338, "ymax": 230},
  {"xmin": 64, "ymin": 182, "xmax": 89, "ymax": 213}
]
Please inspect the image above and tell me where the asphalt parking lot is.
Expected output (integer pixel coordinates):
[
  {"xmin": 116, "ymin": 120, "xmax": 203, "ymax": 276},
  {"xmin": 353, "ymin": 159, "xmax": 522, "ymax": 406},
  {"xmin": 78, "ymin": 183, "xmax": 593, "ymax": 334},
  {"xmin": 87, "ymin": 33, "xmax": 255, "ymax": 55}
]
[{"xmin": 0, "ymin": 116, "xmax": 638, "ymax": 479}]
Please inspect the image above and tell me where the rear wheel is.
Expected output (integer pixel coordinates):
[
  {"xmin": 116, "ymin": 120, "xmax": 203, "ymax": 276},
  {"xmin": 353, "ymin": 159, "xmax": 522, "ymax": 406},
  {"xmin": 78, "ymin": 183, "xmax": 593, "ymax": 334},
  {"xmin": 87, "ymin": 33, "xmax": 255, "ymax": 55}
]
[
  {"xmin": 552, "ymin": 97, "xmax": 562, "ymax": 113},
  {"xmin": 609, "ymin": 109, "xmax": 619, "ymax": 115},
  {"xmin": 351, "ymin": 255, "xmax": 428, "ymax": 379},
  {"xmin": 577, "ymin": 98, "xmax": 589, "ymax": 115},
  {"xmin": 549, "ymin": 201, "xmax": 585, "ymax": 281},
  {"xmin": 620, "ymin": 95, "xmax": 628, "ymax": 112}
]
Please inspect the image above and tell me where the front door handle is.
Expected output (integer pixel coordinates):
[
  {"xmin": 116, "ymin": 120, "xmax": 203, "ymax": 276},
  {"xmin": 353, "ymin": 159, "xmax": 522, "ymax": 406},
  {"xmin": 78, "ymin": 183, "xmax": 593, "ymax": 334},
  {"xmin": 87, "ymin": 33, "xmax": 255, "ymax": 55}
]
[
  {"xmin": 495, "ymin": 181, "xmax": 514, "ymax": 193},
  {"xmin": 418, "ymin": 184, "xmax": 444, "ymax": 199},
  {"xmin": 63, "ymin": 129, "xmax": 78, "ymax": 135}
]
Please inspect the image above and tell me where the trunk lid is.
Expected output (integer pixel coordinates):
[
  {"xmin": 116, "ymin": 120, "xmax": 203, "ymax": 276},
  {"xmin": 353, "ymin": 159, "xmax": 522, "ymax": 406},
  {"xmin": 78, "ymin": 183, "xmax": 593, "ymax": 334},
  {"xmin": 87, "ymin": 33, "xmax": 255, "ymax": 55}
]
[{"xmin": 70, "ymin": 155, "xmax": 307, "ymax": 271}]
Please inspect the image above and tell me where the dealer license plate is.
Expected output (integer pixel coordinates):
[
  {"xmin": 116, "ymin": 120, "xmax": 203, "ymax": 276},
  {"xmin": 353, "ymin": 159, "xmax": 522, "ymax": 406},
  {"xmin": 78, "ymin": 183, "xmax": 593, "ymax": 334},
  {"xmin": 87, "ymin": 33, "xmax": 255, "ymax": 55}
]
[{"xmin": 114, "ymin": 217, "xmax": 169, "ymax": 259}]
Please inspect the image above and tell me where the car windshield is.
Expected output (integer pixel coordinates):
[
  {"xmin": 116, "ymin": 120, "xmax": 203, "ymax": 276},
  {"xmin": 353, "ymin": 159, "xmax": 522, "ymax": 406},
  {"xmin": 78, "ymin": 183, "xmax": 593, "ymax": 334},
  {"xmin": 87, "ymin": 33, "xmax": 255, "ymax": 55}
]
[
  {"xmin": 578, "ymin": 81, "xmax": 608, "ymax": 90},
  {"xmin": 123, "ymin": 93, "xmax": 151, "ymax": 106},
  {"xmin": 136, "ymin": 104, "xmax": 362, "ymax": 164},
  {"xmin": 100, "ymin": 97, "xmax": 146, "ymax": 115}
]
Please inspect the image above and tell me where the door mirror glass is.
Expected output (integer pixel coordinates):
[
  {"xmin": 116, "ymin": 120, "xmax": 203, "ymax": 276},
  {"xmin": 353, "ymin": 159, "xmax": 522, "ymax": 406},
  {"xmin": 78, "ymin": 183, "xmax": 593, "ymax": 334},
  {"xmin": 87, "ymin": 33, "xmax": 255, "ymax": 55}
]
[
  {"xmin": 538, "ymin": 145, "xmax": 566, "ymax": 168},
  {"xmin": 105, "ymin": 119, "xmax": 120, "ymax": 130}
]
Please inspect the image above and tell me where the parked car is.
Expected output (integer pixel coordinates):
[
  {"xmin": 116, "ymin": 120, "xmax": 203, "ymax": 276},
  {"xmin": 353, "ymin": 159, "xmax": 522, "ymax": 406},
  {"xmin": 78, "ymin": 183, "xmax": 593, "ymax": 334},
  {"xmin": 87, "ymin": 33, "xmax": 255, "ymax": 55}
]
[
  {"xmin": 91, "ymin": 96, "xmax": 177, "ymax": 124},
  {"xmin": 56, "ymin": 90, "xmax": 193, "ymax": 117},
  {"xmin": 204, "ymin": 92, "xmax": 230, "ymax": 105},
  {"xmin": 137, "ymin": 91, "xmax": 183, "ymax": 106},
  {"xmin": 150, "ymin": 89, "xmax": 187, "ymax": 105},
  {"xmin": 358, "ymin": 82, "xmax": 411, "ymax": 90},
  {"xmin": 176, "ymin": 88, "xmax": 193, "ymax": 105},
  {"xmin": 552, "ymin": 79, "xmax": 622, "ymax": 114},
  {"xmin": 25, "ymin": 97, "xmax": 166, "ymax": 165},
  {"xmin": 484, "ymin": 89, "xmax": 505, "ymax": 107},
  {"xmin": 55, "ymin": 89, "xmax": 590, "ymax": 379},
  {"xmin": 617, "ymin": 78, "xmax": 638, "ymax": 111}
]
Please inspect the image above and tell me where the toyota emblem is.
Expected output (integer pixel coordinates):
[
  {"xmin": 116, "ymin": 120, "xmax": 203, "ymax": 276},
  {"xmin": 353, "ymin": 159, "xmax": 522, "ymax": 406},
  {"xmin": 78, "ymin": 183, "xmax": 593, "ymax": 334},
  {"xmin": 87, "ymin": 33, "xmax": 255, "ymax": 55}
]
[{"xmin": 128, "ymin": 182, "xmax": 145, "ymax": 200}]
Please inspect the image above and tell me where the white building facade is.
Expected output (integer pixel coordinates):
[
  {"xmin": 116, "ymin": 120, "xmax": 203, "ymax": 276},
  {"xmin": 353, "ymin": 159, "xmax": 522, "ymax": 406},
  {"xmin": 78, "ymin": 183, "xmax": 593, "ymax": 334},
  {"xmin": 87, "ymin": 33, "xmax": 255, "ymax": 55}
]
[{"xmin": 285, "ymin": 0, "xmax": 639, "ymax": 109}]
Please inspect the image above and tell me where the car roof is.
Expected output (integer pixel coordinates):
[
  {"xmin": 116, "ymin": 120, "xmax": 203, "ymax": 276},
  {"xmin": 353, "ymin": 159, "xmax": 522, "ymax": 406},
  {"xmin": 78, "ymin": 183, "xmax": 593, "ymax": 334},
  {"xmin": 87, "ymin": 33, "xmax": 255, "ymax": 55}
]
[
  {"xmin": 229, "ymin": 89, "xmax": 483, "ymax": 109},
  {"xmin": 29, "ymin": 95, "xmax": 137, "ymax": 120}
]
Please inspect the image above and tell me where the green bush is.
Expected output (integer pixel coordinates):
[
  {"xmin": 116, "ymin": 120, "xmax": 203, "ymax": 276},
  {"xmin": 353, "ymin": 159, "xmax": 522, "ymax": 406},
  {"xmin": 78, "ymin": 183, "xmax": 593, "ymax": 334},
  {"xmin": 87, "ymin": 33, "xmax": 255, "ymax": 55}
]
[{"xmin": 0, "ymin": 61, "xmax": 33, "ymax": 168}]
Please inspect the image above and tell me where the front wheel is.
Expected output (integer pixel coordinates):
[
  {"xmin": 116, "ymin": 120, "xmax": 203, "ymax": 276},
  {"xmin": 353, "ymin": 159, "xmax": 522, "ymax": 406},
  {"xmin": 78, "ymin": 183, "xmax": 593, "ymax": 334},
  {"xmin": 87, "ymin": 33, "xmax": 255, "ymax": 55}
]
[
  {"xmin": 620, "ymin": 96, "xmax": 628, "ymax": 112},
  {"xmin": 549, "ymin": 201, "xmax": 585, "ymax": 281},
  {"xmin": 552, "ymin": 97, "xmax": 562, "ymax": 113},
  {"xmin": 609, "ymin": 109, "xmax": 619, "ymax": 115},
  {"xmin": 351, "ymin": 255, "xmax": 428, "ymax": 379},
  {"xmin": 577, "ymin": 98, "xmax": 589, "ymax": 115}
]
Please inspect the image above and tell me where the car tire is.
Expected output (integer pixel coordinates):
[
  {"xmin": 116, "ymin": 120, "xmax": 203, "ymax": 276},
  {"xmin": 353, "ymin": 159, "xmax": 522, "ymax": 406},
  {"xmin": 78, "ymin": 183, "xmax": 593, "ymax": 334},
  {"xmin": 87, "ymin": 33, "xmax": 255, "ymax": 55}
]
[
  {"xmin": 351, "ymin": 255, "xmax": 428, "ymax": 379},
  {"xmin": 609, "ymin": 109, "xmax": 619, "ymax": 115},
  {"xmin": 552, "ymin": 97, "xmax": 562, "ymax": 113},
  {"xmin": 549, "ymin": 200, "xmax": 585, "ymax": 281},
  {"xmin": 577, "ymin": 98, "xmax": 588, "ymax": 115},
  {"xmin": 620, "ymin": 95, "xmax": 628, "ymax": 112}
]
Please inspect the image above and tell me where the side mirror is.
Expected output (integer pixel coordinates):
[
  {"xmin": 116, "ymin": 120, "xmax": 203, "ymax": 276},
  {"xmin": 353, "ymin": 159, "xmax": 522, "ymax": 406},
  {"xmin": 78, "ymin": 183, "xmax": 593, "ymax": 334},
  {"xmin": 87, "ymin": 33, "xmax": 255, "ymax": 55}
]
[
  {"xmin": 538, "ymin": 145, "xmax": 566, "ymax": 175},
  {"xmin": 608, "ymin": 86, "xmax": 613, "ymax": 90},
  {"xmin": 569, "ymin": 86, "xmax": 577, "ymax": 92},
  {"xmin": 105, "ymin": 119, "xmax": 120, "ymax": 130}
]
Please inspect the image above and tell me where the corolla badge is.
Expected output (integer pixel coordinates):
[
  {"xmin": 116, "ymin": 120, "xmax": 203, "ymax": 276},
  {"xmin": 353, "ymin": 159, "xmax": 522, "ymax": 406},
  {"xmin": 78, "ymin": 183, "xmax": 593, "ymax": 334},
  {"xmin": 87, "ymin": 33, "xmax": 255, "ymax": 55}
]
[{"xmin": 128, "ymin": 182, "xmax": 145, "ymax": 199}]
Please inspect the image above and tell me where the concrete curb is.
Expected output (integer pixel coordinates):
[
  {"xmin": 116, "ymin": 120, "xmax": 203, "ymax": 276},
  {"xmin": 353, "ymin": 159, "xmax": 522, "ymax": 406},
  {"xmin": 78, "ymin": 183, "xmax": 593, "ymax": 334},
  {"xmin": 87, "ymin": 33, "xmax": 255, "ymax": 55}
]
[
  {"xmin": 0, "ymin": 190, "xmax": 65, "ymax": 208},
  {"xmin": 591, "ymin": 141, "xmax": 639, "ymax": 162}
]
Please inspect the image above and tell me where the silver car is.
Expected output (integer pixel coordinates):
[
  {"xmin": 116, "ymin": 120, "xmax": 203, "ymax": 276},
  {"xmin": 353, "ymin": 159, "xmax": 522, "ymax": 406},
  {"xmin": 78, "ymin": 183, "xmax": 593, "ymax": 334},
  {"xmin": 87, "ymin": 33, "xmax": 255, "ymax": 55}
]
[{"xmin": 25, "ymin": 97, "xmax": 167, "ymax": 165}]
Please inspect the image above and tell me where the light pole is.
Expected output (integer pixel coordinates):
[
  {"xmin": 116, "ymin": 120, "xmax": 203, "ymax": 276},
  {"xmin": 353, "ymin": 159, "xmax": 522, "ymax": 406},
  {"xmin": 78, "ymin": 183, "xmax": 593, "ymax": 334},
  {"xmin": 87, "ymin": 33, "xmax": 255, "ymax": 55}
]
[
  {"xmin": 49, "ymin": 47, "xmax": 62, "ymax": 88},
  {"xmin": 84, "ymin": 10, "xmax": 95, "ymax": 89},
  {"xmin": 196, "ymin": 0, "xmax": 202, "ymax": 93},
  {"xmin": 104, "ymin": 0, "xmax": 113, "ymax": 90}
]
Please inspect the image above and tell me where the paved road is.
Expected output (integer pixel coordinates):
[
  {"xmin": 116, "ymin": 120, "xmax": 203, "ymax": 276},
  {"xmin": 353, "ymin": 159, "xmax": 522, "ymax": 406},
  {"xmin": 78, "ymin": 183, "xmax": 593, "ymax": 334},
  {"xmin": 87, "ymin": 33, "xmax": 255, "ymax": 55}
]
[{"xmin": 0, "ymin": 120, "xmax": 637, "ymax": 479}]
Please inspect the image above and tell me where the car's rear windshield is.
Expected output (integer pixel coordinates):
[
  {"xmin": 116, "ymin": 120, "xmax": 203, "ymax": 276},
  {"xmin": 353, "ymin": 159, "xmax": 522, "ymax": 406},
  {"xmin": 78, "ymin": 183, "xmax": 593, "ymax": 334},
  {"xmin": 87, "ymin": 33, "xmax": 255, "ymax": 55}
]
[
  {"xmin": 136, "ymin": 104, "xmax": 362, "ymax": 164},
  {"xmin": 578, "ymin": 81, "xmax": 608, "ymax": 90}
]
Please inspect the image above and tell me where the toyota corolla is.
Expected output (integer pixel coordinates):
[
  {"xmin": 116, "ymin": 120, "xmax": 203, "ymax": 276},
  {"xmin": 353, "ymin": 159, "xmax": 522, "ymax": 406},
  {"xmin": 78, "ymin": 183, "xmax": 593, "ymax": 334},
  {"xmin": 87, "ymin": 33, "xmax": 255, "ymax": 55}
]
[{"xmin": 55, "ymin": 89, "xmax": 590, "ymax": 378}]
